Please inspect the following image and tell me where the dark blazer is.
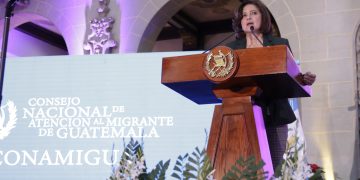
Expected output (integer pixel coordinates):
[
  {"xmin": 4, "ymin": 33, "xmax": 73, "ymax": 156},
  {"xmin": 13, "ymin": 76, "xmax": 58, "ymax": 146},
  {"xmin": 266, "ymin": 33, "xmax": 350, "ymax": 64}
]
[{"xmin": 226, "ymin": 34, "xmax": 296, "ymax": 127}]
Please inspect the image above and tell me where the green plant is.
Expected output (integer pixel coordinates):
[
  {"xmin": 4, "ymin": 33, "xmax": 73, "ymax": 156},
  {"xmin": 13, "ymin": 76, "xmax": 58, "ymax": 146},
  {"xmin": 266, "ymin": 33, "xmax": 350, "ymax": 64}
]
[
  {"xmin": 171, "ymin": 153, "xmax": 189, "ymax": 179},
  {"xmin": 273, "ymin": 120, "xmax": 325, "ymax": 180},
  {"xmin": 109, "ymin": 138, "xmax": 146, "ymax": 180},
  {"xmin": 108, "ymin": 138, "xmax": 170, "ymax": 180},
  {"xmin": 171, "ymin": 147, "xmax": 214, "ymax": 180},
  {"xmin": 147, "ymin": 160, "xmax": 171, "ymax": 180},
  {"xmin": 222, "ymin": 156, "xmax": 267, "ymax": 180},
  {"xmin": 308, "ymin": 164, "xmax": 325, "ymax": 180}
]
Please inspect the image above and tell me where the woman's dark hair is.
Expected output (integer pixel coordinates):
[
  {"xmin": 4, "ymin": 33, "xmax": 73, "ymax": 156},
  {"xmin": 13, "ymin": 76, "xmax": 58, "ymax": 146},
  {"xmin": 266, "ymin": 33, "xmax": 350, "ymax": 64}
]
[{"xmin": 232, "ymin": 0, "xmax": 272, "ymax": 39}]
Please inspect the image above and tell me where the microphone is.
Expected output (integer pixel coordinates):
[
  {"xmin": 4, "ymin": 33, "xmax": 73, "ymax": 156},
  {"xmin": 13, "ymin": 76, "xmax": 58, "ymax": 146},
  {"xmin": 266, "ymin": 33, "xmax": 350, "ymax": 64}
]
[
  {"xmin": 250, "ymin": 26, "xmax": 264, "ymax": 47},
  {"xmin": 5, "ymin": 0, "xmax": 18, "ymax": 17},
  {"xmin": 202, "ymin": 32, "xmax": 235, "ymax": 54}
]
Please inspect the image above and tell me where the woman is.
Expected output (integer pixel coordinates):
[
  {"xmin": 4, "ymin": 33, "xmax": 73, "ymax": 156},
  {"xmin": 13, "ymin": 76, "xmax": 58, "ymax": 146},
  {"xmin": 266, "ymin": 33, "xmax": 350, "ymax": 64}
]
[{"xmin": 227, "ymin": 0, "xmax": 316, "ymax": 170}]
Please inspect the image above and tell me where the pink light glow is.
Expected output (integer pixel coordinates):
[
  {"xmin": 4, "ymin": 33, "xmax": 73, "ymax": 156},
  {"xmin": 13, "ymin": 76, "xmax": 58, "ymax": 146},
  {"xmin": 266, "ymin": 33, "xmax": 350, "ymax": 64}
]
[{"xmin": 253, "ymin": 105, "xmax": 274, "ymax": 178}]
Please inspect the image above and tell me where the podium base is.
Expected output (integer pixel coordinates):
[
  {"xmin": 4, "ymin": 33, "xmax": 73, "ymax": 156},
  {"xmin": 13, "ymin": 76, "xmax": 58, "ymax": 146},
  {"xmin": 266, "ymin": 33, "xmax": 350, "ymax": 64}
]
[{"xmin": 207, "ymin": 97, "xmax": 273, "ymax": 179}]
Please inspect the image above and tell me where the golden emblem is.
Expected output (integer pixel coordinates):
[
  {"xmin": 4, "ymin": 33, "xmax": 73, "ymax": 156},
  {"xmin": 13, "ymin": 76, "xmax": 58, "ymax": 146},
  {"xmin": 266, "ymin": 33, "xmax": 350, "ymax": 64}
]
[{"xmin": 203, "ymin": 46, "xmax": 238, "ymax": 83}]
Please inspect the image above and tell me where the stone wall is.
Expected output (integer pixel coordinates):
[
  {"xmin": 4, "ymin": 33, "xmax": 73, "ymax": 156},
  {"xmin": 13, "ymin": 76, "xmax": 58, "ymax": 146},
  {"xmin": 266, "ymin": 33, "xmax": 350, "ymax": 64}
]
[{"xmin": 0, "ymin": 0, "xmax": 358, "ymax": 178}]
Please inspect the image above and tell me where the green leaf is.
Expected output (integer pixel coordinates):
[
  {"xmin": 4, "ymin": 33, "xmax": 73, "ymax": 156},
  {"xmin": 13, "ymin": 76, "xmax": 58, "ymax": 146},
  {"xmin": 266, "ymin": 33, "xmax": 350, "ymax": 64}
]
[
  {"xmin": 147, "ymin": 159, "xmax": 170, "ymax": 180},
  {"xmin": 171, "ymin": 153, "xmax": 190, "ymax": 180},
  {"xmin": 173, "ymin": 166, "xmax": 182, "ymax": 173},
  {"xmin": 171, "ymin": 173, "xmax": 182, "ymax": 179},
  {"xmin": 188, "ymin": 156, "xmax": 198, "ymax": 165},
  {"xmin": 160, "ymin": 160, "xmax": 170, "ymax": 179},
  {"xmin": 185, "ymin": 163, "xmax": 198, "ymax": 172},
  {"xmin": 191, "ymin": 151, "xmax": 201, "ymax": 161},
  {"xmin": 183, "ymin": 171, "xmax": 197, "ymax": 178},
  {"xmin": 223, "ymin": 156, "xmax": 266, "ymax": 180},
  {"xmin": 195, "ymin": 147, "xmax": 201, "ymax": 156},
  {"xmin": 309, "ymin": 168, "xmax": 325, "ymax": 180}
]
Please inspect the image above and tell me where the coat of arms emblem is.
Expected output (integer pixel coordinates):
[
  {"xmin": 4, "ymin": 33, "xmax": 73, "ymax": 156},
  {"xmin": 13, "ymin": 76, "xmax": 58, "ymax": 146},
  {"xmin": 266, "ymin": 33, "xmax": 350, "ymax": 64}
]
[
  {"xmin": 203, "ymin": 46, "xmax": 239, "ymax": 83},
  {"xmin": 0, "ymin": 101, "xmax": 17, "ymax": 140}
]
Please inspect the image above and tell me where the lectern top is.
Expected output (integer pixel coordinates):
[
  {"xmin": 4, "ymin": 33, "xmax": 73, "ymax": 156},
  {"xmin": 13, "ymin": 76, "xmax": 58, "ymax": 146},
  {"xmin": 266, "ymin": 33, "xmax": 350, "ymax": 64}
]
[{"xmin": 161, "ymin": 45, "xmax": 311, "ymax": 104}]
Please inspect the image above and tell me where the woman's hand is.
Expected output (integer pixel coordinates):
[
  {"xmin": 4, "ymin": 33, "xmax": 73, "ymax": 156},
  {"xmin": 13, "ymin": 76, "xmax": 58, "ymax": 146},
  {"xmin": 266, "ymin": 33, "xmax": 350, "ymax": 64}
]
[{"xmin": 302, "ymin": 72, "xmax": 316, "ymax": 85}]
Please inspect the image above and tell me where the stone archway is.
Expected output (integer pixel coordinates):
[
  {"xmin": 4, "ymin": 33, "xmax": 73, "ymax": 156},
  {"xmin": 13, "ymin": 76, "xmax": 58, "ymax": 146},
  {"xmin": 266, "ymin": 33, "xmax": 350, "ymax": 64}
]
[
  {"xmin": 0, "ymin": 11, "xmax": 69, "ymax": 56},
  {"xmin": 137, "ymin": 0, "xmax": 194, "ymax": 52},
  {"xmin": 137, "ymin": 0, "xmax": 300, "ymax": 54},
  {"xmin": 0, "ymin": 0, "xmax": 96, "ymax": 55},
  {"xmin": 5, "ymin": 13, "xmax": 68, "ymax": 56},
  {"xmin": 265, "ymin": 0, "xmax": 300, "ymax": 58},
  {"xmin": 0, "ymin": 3, "xmax": 68, "ymax": 54}
]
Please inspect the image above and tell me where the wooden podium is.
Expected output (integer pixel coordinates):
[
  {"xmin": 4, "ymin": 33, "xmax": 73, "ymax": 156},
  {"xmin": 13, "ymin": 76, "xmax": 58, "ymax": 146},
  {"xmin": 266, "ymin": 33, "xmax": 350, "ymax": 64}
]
[{"xmin": 161, "ymin": 45, "xmax": 311, "ymax": 179}]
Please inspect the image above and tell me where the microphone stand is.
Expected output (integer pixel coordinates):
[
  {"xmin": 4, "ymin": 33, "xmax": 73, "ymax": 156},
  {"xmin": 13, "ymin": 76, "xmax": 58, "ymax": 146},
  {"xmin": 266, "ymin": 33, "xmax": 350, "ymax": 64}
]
[
  {"xmin": 202, "ymin": 32, "xmax": 235, "ymax": 54},
  {"xmin": 0, "ymin": 0, "xmax": 17, "ymax": 105},
  {"xmin": 250, "ymin": 26, "xmax": 264, "ymax": 47}
]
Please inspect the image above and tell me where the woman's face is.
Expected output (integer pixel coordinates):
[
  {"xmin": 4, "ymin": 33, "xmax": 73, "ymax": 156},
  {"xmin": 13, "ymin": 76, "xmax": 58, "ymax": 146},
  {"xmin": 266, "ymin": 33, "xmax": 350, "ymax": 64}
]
[{"xmin": 240, "ymin": 4, "xmax": 262, "ymax": 33}]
